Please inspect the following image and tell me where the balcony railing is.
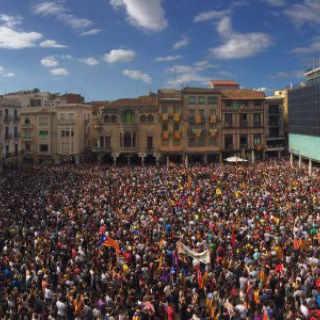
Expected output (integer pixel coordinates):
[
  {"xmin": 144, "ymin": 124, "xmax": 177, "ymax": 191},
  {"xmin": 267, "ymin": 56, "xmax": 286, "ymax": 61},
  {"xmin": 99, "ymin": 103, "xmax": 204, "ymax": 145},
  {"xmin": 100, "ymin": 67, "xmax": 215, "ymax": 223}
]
[
  {"xmin": 239, "ymin": 120, "xmax": 248, "ymax": 128},
  {"xmin": 225, "ymin": 144, "xmax": 234, "ymax": 150},
  {"xmin": 5, "ymin": 134, "xmax": 12, "ymax": 140},
  {"xmin": 92, "ymin": 146, "xmax": 112, "ymax": 152},
  {"xmin": 21, "ymin": 123, "xmax": 33, "ymax": 128},
  {"xmin": 21, "ymin": 135, "xmax": 32, "ymax": 141},
  {"xmin": 4, "ymin": 115, "xmax": 13, "ymax": 122}
]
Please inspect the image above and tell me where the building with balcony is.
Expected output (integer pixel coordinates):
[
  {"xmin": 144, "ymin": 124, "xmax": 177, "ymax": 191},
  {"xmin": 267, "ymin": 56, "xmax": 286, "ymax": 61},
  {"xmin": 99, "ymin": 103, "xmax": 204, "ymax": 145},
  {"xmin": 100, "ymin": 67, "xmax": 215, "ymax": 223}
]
[
  {"xmin": 181, "ymin": 87, "xmax": 221, "ymax": 163},
  {"xmin": 0, "ymin": 97, "xmax": 22, "ymax": 167},
  {"xmin": 92, "ymin": 93, "xmax": 158, "ymax": 165},
  {"xmin": 20, "ymin": 104, "xmax": 91, "ymax": 164},
  {"xmin": 288, "ymin": 67, "xmax": 320, "ymax": 173},
  {"xmin": 264, "ymin": 95, "xmax": 285, "ymax": 158},
  {"xmin": 221, "ymin": 90, "xmax": 265, "ymax": 161}
]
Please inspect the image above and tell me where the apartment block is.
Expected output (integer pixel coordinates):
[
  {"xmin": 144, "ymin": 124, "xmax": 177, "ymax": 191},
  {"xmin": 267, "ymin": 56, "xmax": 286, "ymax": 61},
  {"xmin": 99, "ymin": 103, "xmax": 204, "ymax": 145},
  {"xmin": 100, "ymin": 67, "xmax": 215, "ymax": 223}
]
[
  {"xmin": 21, "ymin": 104, "xmax": 91, "ymax": 164},
  {"xmin": 92, "ymin": 94, "xmax": 158, "ymax": 165},
  {"xmin": 265, "ymin": 95, "xmax": 285, "ymax": 158},
  {"xmin": 0, "ymin": 98, "xmax": 22, "ymax": 168}
]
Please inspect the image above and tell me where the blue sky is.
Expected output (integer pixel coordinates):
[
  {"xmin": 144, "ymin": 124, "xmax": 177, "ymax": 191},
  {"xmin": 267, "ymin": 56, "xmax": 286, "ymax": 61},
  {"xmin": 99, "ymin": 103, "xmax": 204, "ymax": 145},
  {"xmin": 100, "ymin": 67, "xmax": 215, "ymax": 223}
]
[{"xmin": 0, "ymin": 0, "xmax": 319, "ymax": 101}]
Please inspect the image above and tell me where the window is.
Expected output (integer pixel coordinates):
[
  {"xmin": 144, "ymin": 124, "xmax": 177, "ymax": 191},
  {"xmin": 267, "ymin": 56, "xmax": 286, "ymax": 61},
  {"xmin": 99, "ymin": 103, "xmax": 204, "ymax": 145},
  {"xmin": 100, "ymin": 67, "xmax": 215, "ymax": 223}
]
[
  {"xmin": 59, "ymin": 113, "xmax": 65, "ymax": 120},
  {"xmin": 147, "ymin": 115, "xmax": 154, "ymax": 123},
  {"xmin": 14, "ymin": 127, "xmax": 18, "ymax": 138},
  {"xmin": 254, "ymin": 100, "xmax": 262, "ymax": 106},
  {"xmin": 39, "ymin": 144, "xmax": 49, "ymax": 153},
  {"xmin": 208, "ymin": 96, "xmax": 218, "ymax": 105},
  {"xmin": 68, "ymin": 113, "xmax": 75, "ymax": 120},
  {"xmin": 147, "ymin": 136, "xmax": 153, "ymax": 150},
  {"xmin": 174, "ymin": 105, "xmax": 180, "ymax": 113},
  {"xmin": 174, "ymin": 122, "xmax": 180, "ymax": 131},
  {"xmin": 61, "ymin": 128, "xmax": 74, "ymax": 137},
  {"xmin": 254, "ymin": 113, "xmax": 261, "ymax": 126},
  {"xmin": 198, "ymin": 96, "xmax": 206, "ymax": 105},
  {"xmin": 124, "ymin": 132, "xmax": 132, "ymax": 147},
  {"xmin": 4, "ymin": 109, "xmax": 9, "ymax": 117},
  {"xmin": 240, "ymin": 113, "xmax": 248, "ymax": 127},
  {"xmin": 14, "ymin": 144, "xmax": 18, "ymax": 156},
  {"xmin": 122, "ymin": 110, "xmax": 134, "ymax": 124},
  {"xmin": 225, "ymin": 135, "xmax": 233, "ymax": 149},
  {"xmin": 25, "ymin": 118, "xmax": 30, "ymax": 124},
  {"xmin": 26, "ymin": 143, "xmax": 31, "ymax": 152},
  {"xmin": 225, "ymin": 113, "xmax": 232, "ymax": 127},
  {"xmin": 14, "ymin": 110, "xmax": 18, "ymax": 120},
  {"xmin": 39, "ymin": 130, "xmax": 49, "ymax": 138},
  {"xmin": 111, "ymin": 115, "xmax": 117, "ymax": 123},
  {"xmin": 39, "ymin": 116, "xmax": 49, "ymax": 126},
  {"xmin": 104, "ymin": 115, "xmax": 110, "ymax": 123},
  {"xmin": 254, "ymin": 134, "xmax": 261, "ymax": 145},
  {"xmin": 162, "ymin": 122, "xmax": 168, "ymax": 131},
  {"xmin": 188, "ymin": 96, "xmax": 196, "ymax": 105},
  {"xmin": 5, "ymin": 145, "xmax": 9, "ymax": 158},
  {"xmin": 162, "ymin": 105, "xmax": 168, "ymax": 113},
  {"xmin": 240, "ymin": 135, "xmax": 247, "ymax": 148},
  {"xmin": 5, "ymin": 127, "xmax": 10, "ymax": 139},
  {"xmin": 140, "ymin": 115, "xmax": 146, "ymax": 123}
]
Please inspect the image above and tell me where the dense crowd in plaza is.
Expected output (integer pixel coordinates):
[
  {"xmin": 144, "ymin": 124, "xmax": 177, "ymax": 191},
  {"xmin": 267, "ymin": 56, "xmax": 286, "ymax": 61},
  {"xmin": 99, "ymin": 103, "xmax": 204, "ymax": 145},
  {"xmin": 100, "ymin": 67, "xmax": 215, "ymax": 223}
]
[{"xmin": 1, "ymin": 160, "xmax": 320, "ymax": 319}]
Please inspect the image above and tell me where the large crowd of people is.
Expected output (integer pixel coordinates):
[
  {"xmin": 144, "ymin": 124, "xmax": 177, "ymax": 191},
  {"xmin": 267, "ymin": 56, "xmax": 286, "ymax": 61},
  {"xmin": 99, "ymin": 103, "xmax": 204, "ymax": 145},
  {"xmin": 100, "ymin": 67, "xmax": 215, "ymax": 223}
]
[{"xmin": 0, "ymin": 160, "xmax": 320, "ymax": 319}]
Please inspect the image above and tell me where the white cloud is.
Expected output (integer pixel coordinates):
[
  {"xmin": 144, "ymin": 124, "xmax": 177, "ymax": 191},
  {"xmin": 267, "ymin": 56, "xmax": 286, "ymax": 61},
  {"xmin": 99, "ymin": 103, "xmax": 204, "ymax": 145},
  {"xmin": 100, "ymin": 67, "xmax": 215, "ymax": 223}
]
[
  {"xmin": 172, "ymin": 35, "xmax": 189, "ymax": 50},
  {"xmin": 193, "ymin": 10, "xmax": 229, "ymax": 23},
  {"xmin": 210, "ymin": 16, "xmax": 272, "ymax": 59},
  {"xmin": 166, "ymin": 60, "xmax": 217, "ymax": 86},
  {"xmin": 292, "ymin": 37, "xmax": 320, "ymax": 54},
  {"xmin": 80, "ymin": 57, "xmax": 99, "ymax": 66},
  {"xmin": 33, "ymin": 1, "xmax": 92, "ymax": 30},
  {"xmin": 103, "ymin": 49, "xmax": 135, "ymax": 63},
  {"xmin": 253, "ymin": 87, "xmax": 267, "ymax": 92},
  {"xmin": 0, "ymin": 15, "xmax": 22, "ymax": 28},
  {"xmin": 0, "ymin": 26, "xmax": 42, "ymax": 49},
  {"xmin": 3, "ymin": 72, "xmax": 14, "ymax": 77},
  {"xmin": 41, "ymin": 56, "xmax": 59, "ymax": 67},
  {"xmin": 154, "ymin": 55, "xmax": 182, "ymax": 62},
  {"xmin": 284, "ymin": 0, "xmax": 320, "ymax": 27},
  {"xmin": 270, "ymin": 70, "xmax": 304, "ymax": 79},
  {"xmin": 264, "ymin": 0, "xmax": 285, "ymax": 6},
  {"xmin": 50, "ymin": 68, "xmax": 68, "ymax": 76},
  {"xmin": 40, "ymin": 39, "xmax": 68, "ymax": 48},
  {"xmin": 80, "ymin": 29, "xmax": 102, "ymax": 36},
  {"xmin": 123, "ymin": 69, "xmax": 152, "ymax": 84},
  {"xmin": 109, "ymin": 0, "xmax": 168, "ymax": 32}
]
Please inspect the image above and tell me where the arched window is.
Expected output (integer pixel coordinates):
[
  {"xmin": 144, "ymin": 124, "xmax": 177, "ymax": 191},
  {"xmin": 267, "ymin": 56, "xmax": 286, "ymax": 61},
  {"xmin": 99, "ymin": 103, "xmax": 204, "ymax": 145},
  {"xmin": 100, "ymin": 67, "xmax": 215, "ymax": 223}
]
[
  {"xmin": 122, "ymin": 110, "xmax": 134, "ymax": 124},
  {"xmin": 111, "ymin": 115, "xmax": 117, "ymax": 123},
  {"xmin": 104, "ymin": 115, "xmax": 110, "ymax": 123},
  {"xmin": 140, "ymin": 115, "xmax": 146, "ymax": 123},
  {"xmin": 124, "ymin": 132, "xmax": 131, "ymax": 147},
  {"xmin": 147, "ymin": 115, "xmax": 154, "ymax": 123}
]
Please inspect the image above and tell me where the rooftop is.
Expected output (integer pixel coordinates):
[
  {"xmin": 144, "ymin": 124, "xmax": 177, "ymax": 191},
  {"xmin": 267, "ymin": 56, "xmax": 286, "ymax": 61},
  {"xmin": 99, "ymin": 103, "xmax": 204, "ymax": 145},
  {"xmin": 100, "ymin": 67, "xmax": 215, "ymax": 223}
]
[{"xmin": 222, "ymin": 90, "xmax": 265, "ymax": 100}]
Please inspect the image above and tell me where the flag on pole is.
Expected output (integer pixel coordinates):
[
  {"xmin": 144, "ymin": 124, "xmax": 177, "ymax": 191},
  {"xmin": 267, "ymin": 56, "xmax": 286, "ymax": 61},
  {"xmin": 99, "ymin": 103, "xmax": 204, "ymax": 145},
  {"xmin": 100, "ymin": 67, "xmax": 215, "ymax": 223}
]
[{"xmin": 102, "ymin": 238, "xmax": 120, "ymax": 255}]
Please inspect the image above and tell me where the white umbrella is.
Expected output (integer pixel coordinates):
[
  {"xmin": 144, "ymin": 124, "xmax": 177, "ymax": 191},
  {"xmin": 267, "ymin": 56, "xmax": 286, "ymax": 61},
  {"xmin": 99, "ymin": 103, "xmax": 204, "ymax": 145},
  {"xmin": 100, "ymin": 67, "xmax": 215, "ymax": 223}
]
[{"xmin": 224, "ymin": 156, "xmax": 248, "ymax": 163}]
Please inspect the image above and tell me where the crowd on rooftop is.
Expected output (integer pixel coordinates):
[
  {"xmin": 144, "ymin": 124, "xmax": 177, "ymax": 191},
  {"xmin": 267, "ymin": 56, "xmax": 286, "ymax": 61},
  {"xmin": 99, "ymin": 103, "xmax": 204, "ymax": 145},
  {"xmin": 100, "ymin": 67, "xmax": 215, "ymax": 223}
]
[{"xmin": 1, "ymin": 160, "xmax": 320, "ymax": 319}]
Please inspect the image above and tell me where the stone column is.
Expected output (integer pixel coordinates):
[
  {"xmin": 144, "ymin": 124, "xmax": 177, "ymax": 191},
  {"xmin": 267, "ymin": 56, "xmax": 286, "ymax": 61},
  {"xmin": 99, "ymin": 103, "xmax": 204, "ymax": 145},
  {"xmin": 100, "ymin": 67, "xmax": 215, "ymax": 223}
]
[
  {"xmin": 203, "ymin": 154, "xmax": 208, "ymax": 165},
  {"xmin": 251, "ymin": 150, "xmax": 255, "ymax": 163},
  {"xmin": 308, "ymin": 158, "xmax": 312, "ymax": 176},
  {"xmin": 290, "ymin": 153, "xmax": 293, "ymax": 166},
  {"xmin": 219, "ymin": 153, "xmax": 223, "ymax": 163},
  {"xmin": 298, "ymin": 156, "xmax": 302, "ymax": 169}
]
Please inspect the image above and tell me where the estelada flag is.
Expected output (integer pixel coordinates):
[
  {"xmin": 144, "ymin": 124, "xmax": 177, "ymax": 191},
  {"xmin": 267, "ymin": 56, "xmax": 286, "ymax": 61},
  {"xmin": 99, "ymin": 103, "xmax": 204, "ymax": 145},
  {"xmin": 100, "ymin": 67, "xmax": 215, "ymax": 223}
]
[{"xmin": 102, "ymin": 238, "xmax": 120, "ymax": 255}]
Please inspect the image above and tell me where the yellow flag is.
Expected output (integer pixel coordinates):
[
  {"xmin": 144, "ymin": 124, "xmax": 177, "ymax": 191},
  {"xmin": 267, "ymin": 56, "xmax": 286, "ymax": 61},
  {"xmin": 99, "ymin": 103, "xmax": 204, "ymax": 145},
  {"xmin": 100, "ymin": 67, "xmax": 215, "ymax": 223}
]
[{"xmin": 216, "ymin": 188, "xmax": 222, "ymax": 195}]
